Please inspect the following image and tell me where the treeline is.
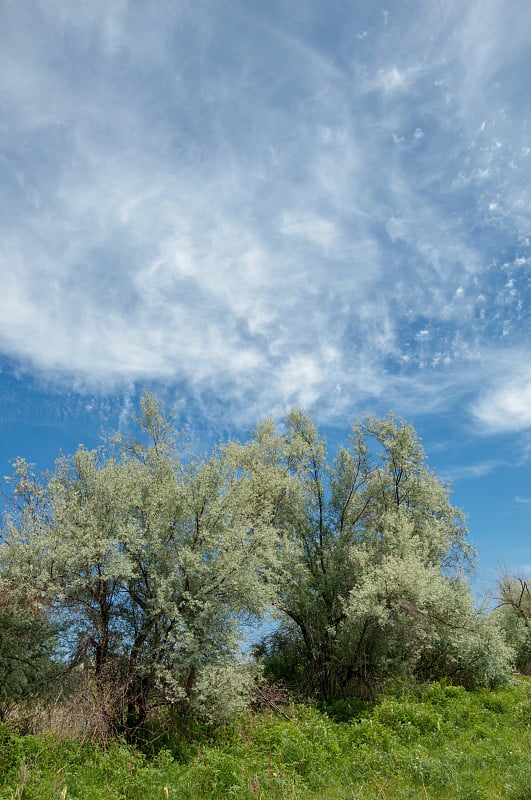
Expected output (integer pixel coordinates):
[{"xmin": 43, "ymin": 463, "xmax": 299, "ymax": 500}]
[{"xmin": 0, "ymin": 393, "xmax": 529, "ymax": 737}]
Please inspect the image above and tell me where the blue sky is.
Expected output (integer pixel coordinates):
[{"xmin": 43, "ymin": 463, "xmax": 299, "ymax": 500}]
[{"xmin": 1, "ymin": 0, "xmax": 530, "ymax": 589}]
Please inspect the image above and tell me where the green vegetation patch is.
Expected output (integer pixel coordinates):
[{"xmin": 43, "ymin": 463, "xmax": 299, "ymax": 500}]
[{"xmin": 1, "ymin": 678, "xmax": 529, "ymax": 800}]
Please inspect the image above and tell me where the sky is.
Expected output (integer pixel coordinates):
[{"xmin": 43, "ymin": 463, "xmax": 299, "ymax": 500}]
[{"xmin": 0, "ymin": 0, "xmax": 530, "ymax": 590}]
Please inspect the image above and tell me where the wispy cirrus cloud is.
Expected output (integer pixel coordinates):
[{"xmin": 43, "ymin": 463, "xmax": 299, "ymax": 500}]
[
  {"xmin": 0, "ymin": 0, "xmax": 531, "ymax": 431},
  {"xmin": 441, "ymin": 459, "xmax": 506, "ymax": 482}
]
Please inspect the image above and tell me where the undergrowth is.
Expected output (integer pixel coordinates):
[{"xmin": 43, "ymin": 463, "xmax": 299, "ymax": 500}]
[{"xmin": 0, "ymin": 678, "xmax": 529, "ymax": 800}]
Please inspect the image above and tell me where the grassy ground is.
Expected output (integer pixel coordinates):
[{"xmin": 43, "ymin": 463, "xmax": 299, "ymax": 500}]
[{"xmin": 1, "ymin": 678, "xmax": 529, "ymax": 800}]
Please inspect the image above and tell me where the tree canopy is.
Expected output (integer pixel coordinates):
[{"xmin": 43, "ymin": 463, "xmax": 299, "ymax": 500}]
[
  {"xmin": 494, "ymin": 572, "xmax": 531, "ymax": 675},
  {"xmin": 0, "ymin": 394, "xmax": 516, "ymax": 733},
  {"xmin": 238, "ymin": 410, "xmax": 510, "ymax": 698}
]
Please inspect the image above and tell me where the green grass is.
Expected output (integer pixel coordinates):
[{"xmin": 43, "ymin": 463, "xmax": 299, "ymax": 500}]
[{"xmin": 1, "ymin": 678, "xmax": 529, "ymax": 799}]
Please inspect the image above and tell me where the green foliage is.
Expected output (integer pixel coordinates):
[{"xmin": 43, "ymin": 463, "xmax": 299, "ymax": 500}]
[
  {"xmin": 0, "ymin": 723, "xmax": 24, "ymax": 781},
  {"xmin": 0, "ymin": 395, "xmax": 515, "ymax": 733},
  {"xmin": 242, "ymin": 411, "xmax": 510, "ymax": 699},
  {"xmin": 0, "ymin": 584, "xmax": 59, "ymax": 719},
  {"xmin": 0, "ymin": 679, "xmax": 529, "ymax": 799},
  {"xmin": 494, "ymin": 572, "xmax": 531, "ymax": 674},
  {"xmin": 0, "ymin": 393, "xmax": 278, "ymax": 733}
]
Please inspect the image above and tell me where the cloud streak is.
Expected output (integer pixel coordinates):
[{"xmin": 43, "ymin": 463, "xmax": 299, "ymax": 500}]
[{"xmin": 1, "ymin": 0, "xmax": 531, "ymax": 429}]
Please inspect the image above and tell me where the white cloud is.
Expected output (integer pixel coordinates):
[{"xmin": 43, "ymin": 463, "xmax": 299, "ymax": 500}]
[
  {"xmin": 280, "ymin": 212, "xmax": 338, "ymax": 251},
  {"xmin": 443, "ymin": 460, "xmax": 504, "ymax": 481},
  {"xmin": 472, "ymin": 373, "xmax": 531, "ymax": 433},
  {"xmin": 0, "ymin": 0, "xmax": 530, "ymax": 429}
]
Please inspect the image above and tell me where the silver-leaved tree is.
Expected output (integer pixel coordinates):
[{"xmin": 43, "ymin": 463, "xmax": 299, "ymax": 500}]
[
  {"xmin": 494, "ymin": 572, "xmax": 531, "ymax": 675},
  {"xmin": 1, "ymin": 396, "xmax": 514, "ymax": 733},
  {"xmin": 0, "ymin": 393, "xmax": 280, "ymax": 733},
  {"xmin": 236, "ymin": 410, "xmax": 512, "ymax": 699}
]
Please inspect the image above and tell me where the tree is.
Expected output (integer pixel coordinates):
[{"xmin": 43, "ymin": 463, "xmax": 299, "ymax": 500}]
[
  {"xmin": 495, "ymin": 571, "xmax": 531, "ymax": 674},
  {"xmin": 0, "ymin": 459, "xmax": 63, "ymax": 721},
  {"xmin": 1, "ymin": 398, "xmax": 514, "ymax": 726},
  {"xmin": 240, "ymin": 411, "xmax": 511, "ymax": 699},
  {"xmin": 0, "ymin": 582, "xmax": 58, "ymax": 721},
  {"xmin": 0, "ymin": 393, "xmax": 279, "ymax": 733}
]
